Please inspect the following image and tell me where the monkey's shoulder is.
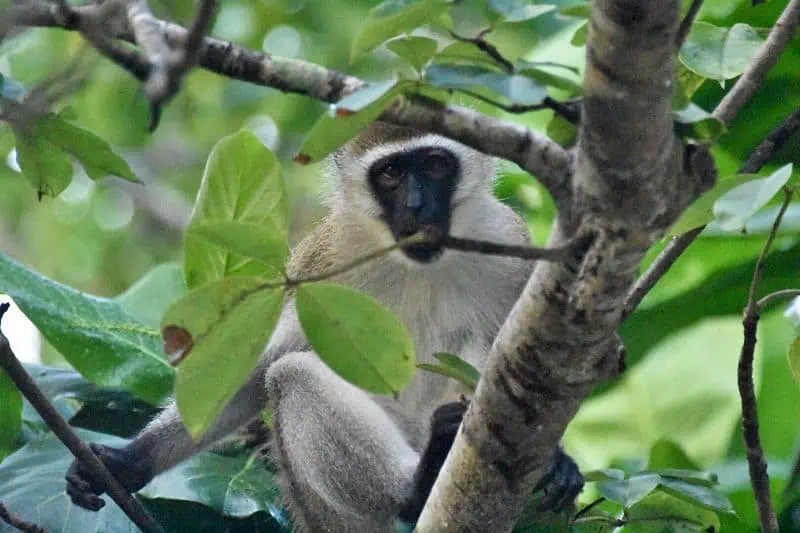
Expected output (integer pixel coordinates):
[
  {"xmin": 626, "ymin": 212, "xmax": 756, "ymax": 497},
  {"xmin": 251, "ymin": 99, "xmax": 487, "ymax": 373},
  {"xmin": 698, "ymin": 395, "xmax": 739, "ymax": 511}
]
[{"xmin": 287, "ymin": 216, "xmax": 339, "ymax": 280}]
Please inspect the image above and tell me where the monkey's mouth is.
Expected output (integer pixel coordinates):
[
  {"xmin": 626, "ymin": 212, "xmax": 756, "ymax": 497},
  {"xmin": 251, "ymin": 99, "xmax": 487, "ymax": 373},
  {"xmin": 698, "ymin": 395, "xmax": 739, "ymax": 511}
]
[
  {"xmin": 402, "ymin": 242, "xmax": 444, "ymax": 263},
  {"xmin": 395, "ymin": 225, "xmax": 446, "ymax": 263}
]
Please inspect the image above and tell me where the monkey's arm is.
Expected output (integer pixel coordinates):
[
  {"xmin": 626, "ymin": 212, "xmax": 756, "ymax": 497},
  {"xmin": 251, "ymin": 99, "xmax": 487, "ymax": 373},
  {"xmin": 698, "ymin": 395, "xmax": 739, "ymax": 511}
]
[{"xmin": 66, "ymin": 362, "xmax": 268, "ymax": 511}]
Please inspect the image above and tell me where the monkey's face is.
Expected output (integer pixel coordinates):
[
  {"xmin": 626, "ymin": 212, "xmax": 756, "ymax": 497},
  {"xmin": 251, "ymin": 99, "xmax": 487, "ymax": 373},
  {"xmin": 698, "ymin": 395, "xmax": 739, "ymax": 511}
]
[
  {"xmin": 330, "ymin": 123, "xmax": 496, "ymax": 264},
  {"xmin": 366, "ymin": 146, "xmax": 458, "ymax": 262}
]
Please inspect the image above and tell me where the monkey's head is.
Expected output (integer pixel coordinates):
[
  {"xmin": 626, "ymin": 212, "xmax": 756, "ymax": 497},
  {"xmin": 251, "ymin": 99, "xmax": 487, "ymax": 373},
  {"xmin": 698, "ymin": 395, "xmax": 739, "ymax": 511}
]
[{"xmin": 329, "ymin": 122, "xmax": 496, "ymax": 264}]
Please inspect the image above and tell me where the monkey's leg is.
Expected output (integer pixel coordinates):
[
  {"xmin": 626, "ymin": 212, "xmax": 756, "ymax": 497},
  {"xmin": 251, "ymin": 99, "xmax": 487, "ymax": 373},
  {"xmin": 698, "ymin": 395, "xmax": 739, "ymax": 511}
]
[
  {"xmin": 266, "ymin": 352, "xmax": 419, "ymax": 533},
  {"xmin": 66, "ymin": 365, "xmax": 267, "ymax": 510}
]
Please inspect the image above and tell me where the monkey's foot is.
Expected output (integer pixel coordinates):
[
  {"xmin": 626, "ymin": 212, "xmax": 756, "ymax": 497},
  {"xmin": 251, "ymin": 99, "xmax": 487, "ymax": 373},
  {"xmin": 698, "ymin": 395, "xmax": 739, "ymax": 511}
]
[{"xmin": 532, "ymin": 448, "xmax": 584, "ymax": 512}]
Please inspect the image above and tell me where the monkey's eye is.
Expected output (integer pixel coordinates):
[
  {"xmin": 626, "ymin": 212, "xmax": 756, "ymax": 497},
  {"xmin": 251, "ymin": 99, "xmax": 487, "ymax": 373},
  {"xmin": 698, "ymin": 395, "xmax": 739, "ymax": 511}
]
[
  {"xmin": 377, "ymin": 164, "xmax": 404, "ymax": 189},
  {"xmin": 424, "ymin": 152, "xmax": 454, "ymax": 181}
]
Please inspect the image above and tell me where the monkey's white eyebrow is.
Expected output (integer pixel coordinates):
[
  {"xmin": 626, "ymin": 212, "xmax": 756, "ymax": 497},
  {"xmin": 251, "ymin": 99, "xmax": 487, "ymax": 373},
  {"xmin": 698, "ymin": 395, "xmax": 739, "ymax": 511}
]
[{"xmin": 360, "ymin": 136, "xmax": 473, "ymax": 169}]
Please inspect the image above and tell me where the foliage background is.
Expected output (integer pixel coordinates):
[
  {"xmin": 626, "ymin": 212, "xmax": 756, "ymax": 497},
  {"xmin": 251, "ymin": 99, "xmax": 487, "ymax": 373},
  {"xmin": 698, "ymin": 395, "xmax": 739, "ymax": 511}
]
[{"xmin": 0, "ymin": 0, "xmax": 799, "ymax": 531}]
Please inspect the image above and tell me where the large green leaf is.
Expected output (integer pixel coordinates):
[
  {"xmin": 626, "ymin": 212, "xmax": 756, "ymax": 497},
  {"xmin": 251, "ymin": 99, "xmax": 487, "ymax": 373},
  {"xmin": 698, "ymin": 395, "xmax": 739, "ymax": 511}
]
[
  {"xmin": 425, "ymin": 64, "xmax": 548, "ymax": 106},
  {"xmin": 713, "ymin": 163, "xmax": 793, "ymax": 232},
  {"xmin": 0, "ymin": 369, "xmax": 22, "ymax": 460},
  {"xmin": 185, "ymin": 129, "xmax": 288, "ymax": 289},
  {"xmin": 679, "ymin": 22, "xmax": 765, "ymax": 83},
  {"xmin": 350, "ymin": 0, "xmax": 452, "ymax": 62},
  {"xmin": 387, "ymin": 36, "xmax": 438, "ymax": 73},
  {"xmin": 0, "ymin": 253, "xmax": 174, "ymax": 404},
  {"xmin": 295, "ymin": 283, "xmax": 416, "ymax": 395},
  {"xmin": 295, "ymin": 80, "xmax": 404, "ymax": 164},
  {"xmin": 621, "ymin": 492, "xmax": 721, "ymax": 533},
  {"xmin": 162, "ymin": 277, "xmax": 286, "ymax": 438},
  {"xmin": 115, "ymin": 263, "xmax": 187, "ymax": 329},
  {"xmin": 0, "ymin": 431, "xmax": 136, "ymax": 533},
  {"xmin": 597, "ymin": 473, "xmax": 661, "ymax": 508},
  {"xmin": 141, "ymin": 452, "xmax": 285, "ymax": 521}
]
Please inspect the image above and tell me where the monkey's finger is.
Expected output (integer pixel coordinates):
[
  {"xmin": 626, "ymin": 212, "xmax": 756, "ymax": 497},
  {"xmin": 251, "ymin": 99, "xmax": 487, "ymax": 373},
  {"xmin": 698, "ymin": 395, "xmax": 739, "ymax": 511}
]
[
  {"xmin": 552, "ymin": 470, "xmax": 584, "ymax": 513},
  {"xmin": 66, "ymin": 481, "xmax": 106, "ymax": 512},
  {"xmin": 532, "ymin": 467, "xmax": 555, "ymax": 494}
]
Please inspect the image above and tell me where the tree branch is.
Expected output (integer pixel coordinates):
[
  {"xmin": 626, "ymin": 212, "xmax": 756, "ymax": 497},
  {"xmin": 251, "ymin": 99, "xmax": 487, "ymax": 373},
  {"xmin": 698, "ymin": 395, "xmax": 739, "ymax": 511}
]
[
  {"xmin": 0, "ymin": 304, "xmax": 165, "ymax": 533},
  {"xmin": 714, "ymin": 0, "xmax": 800, "ymax": 126},
  {"xmin": 0, "ymin": 501, "xmax": 46, "ymax": 533},
  {"xmin": 3, "ymin": 0, "xmax": 572, "ymax": 204},
  {"xmin": 416, "ymin": 1, "xmax": 714, "ymax": 530},
  {"xmin": 738, "ymin": 188, "xmax": 793, "ymax": 533},
  {"xmin": 757, "ymin": 289, "xmax": 800, "ymax": 311}
]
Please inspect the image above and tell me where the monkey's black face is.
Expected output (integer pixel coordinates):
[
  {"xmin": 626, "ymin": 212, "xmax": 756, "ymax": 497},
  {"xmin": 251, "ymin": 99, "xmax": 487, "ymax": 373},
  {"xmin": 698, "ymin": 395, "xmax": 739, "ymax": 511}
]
[{"xmin": 367, "ymin": 147, "xmax": 460, "ymax": 263}]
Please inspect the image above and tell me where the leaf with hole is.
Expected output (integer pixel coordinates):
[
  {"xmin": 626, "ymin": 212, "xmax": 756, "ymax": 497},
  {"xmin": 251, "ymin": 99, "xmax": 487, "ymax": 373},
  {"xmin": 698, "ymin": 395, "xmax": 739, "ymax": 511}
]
[
  {"xmin": 296, "ymin": 283, "xmax": 416, "ymax": 395},
  {"xmin": 713, "ymin": 163, "xmax": 793, "ymax": 232},
  {"xmin": 185, "ymin": 130, "xmax": 288, "ymax": 289},
  {"xmin": 425, "ymin": 64, "xmax": 548, "ymax": 106},
  {"xmin": 488, "ymin": 0, "xmax": 555, "ymax": 23},
  {"xmin": 350, "ymin": 0, "xmax": 452, "ymax": 62},
  {"xmin": 679, "ymin": 22, "xmax": 764, "ymax": 83},
  {"xmin": 163, "ymin": 277, "xmax": 286, "ymax": 438},
  {"xmin": 387, "ymin": 37, "xmax": 438, "ymax": 73}
]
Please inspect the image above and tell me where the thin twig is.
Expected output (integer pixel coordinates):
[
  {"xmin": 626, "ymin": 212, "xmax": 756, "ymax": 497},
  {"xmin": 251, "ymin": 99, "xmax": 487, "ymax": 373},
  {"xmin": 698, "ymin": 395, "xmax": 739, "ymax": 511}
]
[
  {"xmin": 0, "ymin": 501, "xmax": 46, "ymax": 533},
  {"xmin": 0, "ymin": 304, "xmax": 165, "ymax": 533},
  {"xmin": 738, "ymin": 188, "xmax": 793, "ymax": 533},
  {"xmin": 449, "ymin": 29, "xmax": 514, "ymax": 73},
  {"xmin": 757, "ymin": 289, "xmax": 800, "ymax": 311},
  {"xmin": 676, "ymin": 0, "xmax": 704, "ymax": 47},
  {"xmin": 573, "ymin": 497, "xmax": 606, "ymax": 520},
  {"xmin": 442, "ymin": 235, "xmax": 577, "ymax": 261},
  {"xmin": 622, "ymin": 104, "xmax": 800, "ymax": 319},
  {"xmin": 713, "ymin": 0, "xmax": 800, "ymax": 125},
  {"xmin": 451, "ymin": 88, "xmax": 581, "ymax": 124}
]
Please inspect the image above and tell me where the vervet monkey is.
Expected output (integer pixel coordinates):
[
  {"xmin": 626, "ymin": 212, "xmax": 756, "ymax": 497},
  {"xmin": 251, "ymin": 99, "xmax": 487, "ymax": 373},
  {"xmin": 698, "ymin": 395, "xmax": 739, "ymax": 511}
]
[{"xmin": 66, "ymin": 122, "xmax": 584, "ymax": 531}]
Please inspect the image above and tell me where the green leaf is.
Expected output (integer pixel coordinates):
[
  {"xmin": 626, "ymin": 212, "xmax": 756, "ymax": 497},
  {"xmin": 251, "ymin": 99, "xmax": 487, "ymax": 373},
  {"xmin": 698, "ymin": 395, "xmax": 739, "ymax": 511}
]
[
  {"xmin": 350, "ymin": 0, "xmax": 453, "ymax": 62},
  {"xmin": 570, "ymin": 21, "xmax": 588, "ymax": 46},
  {"xmin": 431, "ymin": 41, "xmax": 504, "ymax": 70},
  {"xmin": 185, "ymin": 129, "xmax": 288, "ymax": 289},
  {"xmin": 598, "ymin": 473, "xmax": 662, "ymax": 508},
  {"xmin": 387, "ymin": 36, "xmax": 438, "ymax": 73},
  {"xmin": 546, "ymin": 114, "xmax": 578, "ymax": 147},
  {"xmin": 0, "ymin": 252, "xmax": 174, "ymax": 404},
  {"xmin": 488, "ymin": 0, "xmax": 555, "ymax": 23},
  {"xmin": 515, "ymin": 60, "xmax": 582, "ymax": 93},
  {"xmin": 0, "ymin": 430, "xmax": 137, "ymax": 533},
  {"xmin": 425, "ymin": 64, "xmax": 548, "ymax": 106},
  {"xmin": 672, "ymin": 102, "xmax": 725, "ymax": 143},
  {"xmin": 583, "ymin": 468, "xmax": 626, "ymax": 482},
  {"xmin": 163, "ymin": 277, "xmax": 286, "ymax": 438},
  {"xmin": 622, "ymin": 492, "xmax": 721, "ymax": 533},
  {"xmin": 295, "ymin": 81, "xmax": 404, "ymax": 164},
  {"xmin": 12, "ymin": 125, "xmax": 73, "ymax": 198},
  {"xmin": 667, "ymin": 174, "xmax": 761, "ymax": 237},
  {"xmin": 417, "ymin": 351, "xmax": 480, "ymax": 390},
  {"xmin": 647, "ymin": 439, "xmax": 701, "ymax": 471},
  {"xmin": 0, "ymin": 369, "xmax": 22, "ymax": 460},
  {"xmin": 141, "ymin": 452, "xmax": 285, "ymax": 520},
  {"xmin": 559, "ymin": 2, "xmax": 590, "ymax": 18},
  {"xmin": 653, "ymin": 469, "xmax": 719, "ymax": 487},
  {"xmin": 115, "ymin": 263, "xmax": 187, "ymax": 329},
  {"xmin": 679, "ymin": 22, "xmax": 765, "ymax": 83},
  {"xmin": 190, "ymin": 221, "xmax": 289, "ymax": 275},
  {"xmin": 657, "ymin": 478, "xmax": 734, "ymax": 513},
  {"xmin": 788, "ymin": 337, "xmax": 800, "ymax": 383},
  {"xmin": 33, "ymin": 114, "xmax": 139, "ymax": 182},
  {"xmin": 713, "ymin": 163, "xmax": 793, "ymax": 232},
  {"xmin": 296, "ymin": 283, "xmax": 416, "ymax": 395}
]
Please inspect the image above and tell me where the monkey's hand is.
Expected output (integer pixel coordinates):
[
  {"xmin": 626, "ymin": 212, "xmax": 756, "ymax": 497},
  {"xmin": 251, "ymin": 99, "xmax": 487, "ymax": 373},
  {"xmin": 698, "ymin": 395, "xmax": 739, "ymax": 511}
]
[
  {"xmin": 65, "ymin": 443, "xmax": 151, "ymax": 511},
  {"xmin": 397, "ymin": 400, "xmax": 468, "ymax": 524},
  {"xmin": 532, "ymin": 447, "xmax": 584, "ymax": 513}
]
